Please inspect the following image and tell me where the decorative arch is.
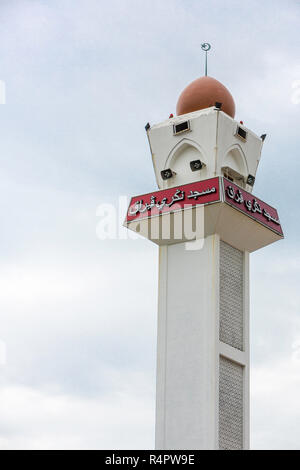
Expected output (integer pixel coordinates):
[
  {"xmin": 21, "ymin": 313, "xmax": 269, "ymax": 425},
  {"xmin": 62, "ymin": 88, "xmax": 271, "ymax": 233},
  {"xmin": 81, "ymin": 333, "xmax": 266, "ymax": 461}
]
[
  {"xmin": 165, "ymin": 138, "xmax": 207, "ymax": 170},
  {"xmin": 221, "ymin": 144, "xmax": 248, "ymax": 184},
  {"xmin": 163, "ymin": 138, "xmax": 208, "ymax": 189}
]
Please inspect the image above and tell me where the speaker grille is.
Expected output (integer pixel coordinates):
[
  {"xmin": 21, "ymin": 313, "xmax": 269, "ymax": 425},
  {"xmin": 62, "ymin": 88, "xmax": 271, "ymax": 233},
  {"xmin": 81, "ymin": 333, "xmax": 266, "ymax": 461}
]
[
  {"xmin": 220, "ymin": 241, "xmax": 244, "ymax": 351},
  {"xmin": 235, "ymin": 126, "xmax": 247, "ymax": 141},
  {"xmin": 173, "ymin": 121, "xmax": 190, "ymax": 135},
  {"xmin": 219, "ymin": 356, "xmax": 244, "ymax": 450}
]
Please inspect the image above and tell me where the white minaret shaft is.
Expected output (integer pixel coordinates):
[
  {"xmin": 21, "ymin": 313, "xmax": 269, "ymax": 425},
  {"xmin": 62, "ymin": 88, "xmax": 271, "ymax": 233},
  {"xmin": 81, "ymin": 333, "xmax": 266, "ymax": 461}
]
[
  {"xmin": 147, "ymin": 97, "xmax": 255, "ymax": 450},
  {"xmin": 125, "ymin": 75, "xmax": 283, "ymax": 450},
  {"xmin": 155, "ymin": 236, "xmax": 249, "ymax": 450}
]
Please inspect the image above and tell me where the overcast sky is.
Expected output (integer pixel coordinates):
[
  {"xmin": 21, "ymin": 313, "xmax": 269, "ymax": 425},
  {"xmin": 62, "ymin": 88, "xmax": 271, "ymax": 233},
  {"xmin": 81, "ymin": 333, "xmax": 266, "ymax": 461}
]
[{"xmin": 0, "ymin": 0, "xmax": 299, "ymax": 450}]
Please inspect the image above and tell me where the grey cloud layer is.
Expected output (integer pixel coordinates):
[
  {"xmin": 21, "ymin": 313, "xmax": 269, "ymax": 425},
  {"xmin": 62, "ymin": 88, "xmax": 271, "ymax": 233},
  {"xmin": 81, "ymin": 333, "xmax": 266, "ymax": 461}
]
[{"xmin": 0, "ymin": 0, "xmax": 299, "ymax": 449}]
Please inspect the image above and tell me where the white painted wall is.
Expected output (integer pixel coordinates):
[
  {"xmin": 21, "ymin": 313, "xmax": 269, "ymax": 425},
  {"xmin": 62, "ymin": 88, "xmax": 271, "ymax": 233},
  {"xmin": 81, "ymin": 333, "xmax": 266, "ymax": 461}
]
[
  {"xmin": 156, "ymin": 235, "xmax": 219, "ymax": 449},
  {"xmin": 155, "ymin": 235, "xmax": 250, "ymax": 450}
]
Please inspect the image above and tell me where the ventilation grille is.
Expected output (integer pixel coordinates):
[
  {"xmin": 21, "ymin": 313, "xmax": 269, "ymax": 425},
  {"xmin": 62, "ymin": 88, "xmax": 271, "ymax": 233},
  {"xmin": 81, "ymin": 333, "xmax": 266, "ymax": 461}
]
[
  {"xmin": 220, "ymin": 241, "xmax": 244, "ymax": 351},
  {"xmin": 219, "ymin": 356, "xmax": 244, "ymax": 450},
  {"xmin": 173, "ymin": 121, "xmax": 190, "ymax": 135},
  {"xmin": 235, "ymin": 126, "xmax": 247, "ymax": 141}
]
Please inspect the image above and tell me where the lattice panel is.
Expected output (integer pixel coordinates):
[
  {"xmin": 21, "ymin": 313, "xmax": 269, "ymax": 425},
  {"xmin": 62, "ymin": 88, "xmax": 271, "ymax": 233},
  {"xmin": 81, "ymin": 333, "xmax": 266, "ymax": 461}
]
[
  {"xmin": 219, "ymin": 356, "xmax": 244, "ymax": 450},
  {"xmin": 219, "ymin": 241, "xmax": 244, "ymax": 351}
]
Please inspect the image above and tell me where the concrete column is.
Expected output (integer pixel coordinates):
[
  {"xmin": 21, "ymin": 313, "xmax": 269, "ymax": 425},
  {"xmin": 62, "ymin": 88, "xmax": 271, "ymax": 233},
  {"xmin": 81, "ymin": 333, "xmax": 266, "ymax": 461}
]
[{"xmin": 155, "ymin": 235, "xmax": 249, "ymax": 450}]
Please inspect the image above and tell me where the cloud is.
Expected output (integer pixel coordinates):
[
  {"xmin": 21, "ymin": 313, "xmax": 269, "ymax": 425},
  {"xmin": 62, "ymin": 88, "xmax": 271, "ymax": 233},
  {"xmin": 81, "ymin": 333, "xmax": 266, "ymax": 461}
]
[
  {"xmin": 0, "ymin": 377, "xmax": 155, "ymax": 450},
  {"xmin": 251, "ymin": 346, "xmax": 300, "ymax": 449},
  {"xmin": 0, "ymin": 0, "xmax": 299, "ymax": 450},
  {"xmin": 251, "ymin": 248, "xmax": 300, "ymax": 363},
  {"xmin": 0, "ymin": 231, "xmax": 158, "ymax": 394}
]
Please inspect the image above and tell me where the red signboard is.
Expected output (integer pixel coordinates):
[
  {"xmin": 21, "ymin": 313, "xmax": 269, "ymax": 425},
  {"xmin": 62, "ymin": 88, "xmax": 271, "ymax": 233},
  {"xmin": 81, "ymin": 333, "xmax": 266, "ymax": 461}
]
[
  {"xmin": 223, "ymin": 178, "xmax": 283, "ymax": 236},
  {"xmin": 126, "ymin": 177, "xmax": 221, "ymax": 223},
  {"xmin": 126, "ymin": 176, "xmax": 283, "ymax": 237}
]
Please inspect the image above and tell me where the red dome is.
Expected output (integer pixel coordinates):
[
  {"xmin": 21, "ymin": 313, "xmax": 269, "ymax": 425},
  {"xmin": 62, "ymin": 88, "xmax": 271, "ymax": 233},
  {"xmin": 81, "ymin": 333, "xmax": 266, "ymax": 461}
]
[{"xmin": 176, "ymin": 76, "xmax": 235, "ymax": 118}]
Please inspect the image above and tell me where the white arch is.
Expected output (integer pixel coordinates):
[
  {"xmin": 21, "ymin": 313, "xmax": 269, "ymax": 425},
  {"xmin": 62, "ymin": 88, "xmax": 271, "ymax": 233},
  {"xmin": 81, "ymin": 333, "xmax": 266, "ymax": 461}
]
[
  {"xmin": 165, "ymin": 138, "xmax": 206, "ymax": 170},
  {"xmin": 162, "ymin": 138, "xmax": 208, "ymax": 189},
  {"xmin": 221, "ymin": 144, "xmax": 248, "ymax": 179}
]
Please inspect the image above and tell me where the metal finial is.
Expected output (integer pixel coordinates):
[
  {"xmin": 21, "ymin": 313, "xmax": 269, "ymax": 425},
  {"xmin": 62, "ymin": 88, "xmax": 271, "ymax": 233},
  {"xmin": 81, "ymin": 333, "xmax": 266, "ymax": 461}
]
[{"xmin": 201, "ymin": 43, "xmax": 211, "ymax": 76}]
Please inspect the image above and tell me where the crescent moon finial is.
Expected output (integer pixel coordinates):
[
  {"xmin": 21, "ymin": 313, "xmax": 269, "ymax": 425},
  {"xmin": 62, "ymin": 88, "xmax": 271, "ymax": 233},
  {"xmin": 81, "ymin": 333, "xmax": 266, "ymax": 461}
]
[{"xmin": 201, "ymin": 43, "xmax": 211, "ymax": 76}]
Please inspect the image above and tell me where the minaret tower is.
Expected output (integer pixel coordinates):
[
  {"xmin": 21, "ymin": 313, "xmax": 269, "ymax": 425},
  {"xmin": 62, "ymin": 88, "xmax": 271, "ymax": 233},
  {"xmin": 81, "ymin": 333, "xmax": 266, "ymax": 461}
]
[{"xmin": 125, "ymin": 70, "xmax": 283, "ymax": 450}]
